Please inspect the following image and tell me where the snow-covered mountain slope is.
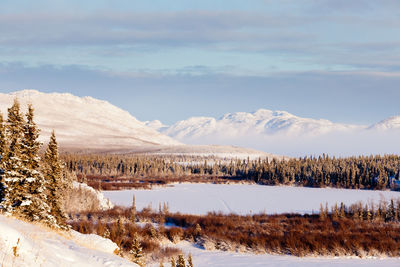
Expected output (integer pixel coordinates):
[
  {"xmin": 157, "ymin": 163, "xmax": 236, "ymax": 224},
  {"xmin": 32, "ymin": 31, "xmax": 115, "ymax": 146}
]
[
  {"xmin": 370, "ymin": 116, "xmax": 400, "ymax": 130},
  {"xmin": 0, "ymin": 215, "xmax": 138, "ymax": 267},
  {"xmin": 156, "ymin": 109, "xmax": 363, "ymax": 140},
  {"xmin": 0, "ymin": 90, "xmax": 181, "ymax": 150},
  {"xmin": 0, "ymin": 90, "xmax": 275, "ymax": 159},
  {"xmin": 146, "ymin": 109, "xmax": 400, "ymax": 157}
]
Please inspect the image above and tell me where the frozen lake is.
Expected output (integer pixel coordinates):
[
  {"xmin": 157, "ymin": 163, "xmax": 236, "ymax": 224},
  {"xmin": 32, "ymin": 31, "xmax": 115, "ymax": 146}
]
[{"xmin": 103, "ymin": 183, "xmax": 400, "ymax": 215}]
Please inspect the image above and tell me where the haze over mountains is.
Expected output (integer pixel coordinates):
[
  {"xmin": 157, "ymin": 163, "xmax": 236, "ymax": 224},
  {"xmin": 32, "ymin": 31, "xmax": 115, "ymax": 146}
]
[
  {"xmin": 146, "ymin": 106, "xmax": 400, "ymax": 157},
  {"xmin": 0, "ymin": 90, "xmax": 399, "ymax": 157}
]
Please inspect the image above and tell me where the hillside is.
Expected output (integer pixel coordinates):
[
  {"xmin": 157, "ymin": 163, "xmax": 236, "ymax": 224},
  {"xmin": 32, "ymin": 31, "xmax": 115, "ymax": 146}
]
[
  {"xmin": 0, "ymin": 90, "xmax": 278, "ymax": 159},
  {"xmin": 0, "ymin": 90, "xmax": 180, "ymax": 150},
  {"xmin": 0, "ymin": 215, "xmax": 138, "ymax": 267}
]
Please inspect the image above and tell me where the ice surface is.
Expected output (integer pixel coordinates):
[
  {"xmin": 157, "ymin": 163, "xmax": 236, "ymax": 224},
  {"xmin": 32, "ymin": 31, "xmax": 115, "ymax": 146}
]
[
  {"xmin": 104, "ymin": 183, "xmax": 400, "ymax": 215},
  {"xmin": 152, "ymin": 241, "xmax": 400, "ymax": 267}
]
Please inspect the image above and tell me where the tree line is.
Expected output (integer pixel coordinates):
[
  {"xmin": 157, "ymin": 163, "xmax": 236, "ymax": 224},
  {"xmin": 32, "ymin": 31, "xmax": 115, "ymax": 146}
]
[
  {"xmin": 0, "ymin": 99, "xmax": 66, "ymax": 228},
  {"xmin": 64, "ymin": 153, "xmax": 400, "ymax": 190}
]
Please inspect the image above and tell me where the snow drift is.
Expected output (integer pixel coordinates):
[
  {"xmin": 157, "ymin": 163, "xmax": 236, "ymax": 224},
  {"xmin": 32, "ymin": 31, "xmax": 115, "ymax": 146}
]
[{"xmin": 0, "ymin": 215, "xmax": 138, "ymax": 267}]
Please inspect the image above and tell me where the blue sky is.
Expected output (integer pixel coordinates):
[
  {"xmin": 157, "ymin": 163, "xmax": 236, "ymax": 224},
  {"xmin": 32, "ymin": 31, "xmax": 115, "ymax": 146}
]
[{"xmin": 0, "ymin": 0, "xmax": 399, "ymax": 125}]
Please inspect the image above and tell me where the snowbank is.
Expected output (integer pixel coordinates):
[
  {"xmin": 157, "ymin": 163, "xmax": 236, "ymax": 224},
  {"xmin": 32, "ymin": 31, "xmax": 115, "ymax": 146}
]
[
  {"xmin": 0, "ymin": 215, "xmax": 138, "ymax": 267},
  {"xmin": 72, "ymin": 181, "xmax": 114, "ymax": 210}
]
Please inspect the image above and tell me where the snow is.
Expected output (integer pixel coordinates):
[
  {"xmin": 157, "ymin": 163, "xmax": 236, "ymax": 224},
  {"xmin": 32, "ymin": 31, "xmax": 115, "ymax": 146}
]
[
  {"xmin": 153, "ymin": 241, "xmax": 400, "ymax": 267},
  {"xmin": 0, "ymin": 214, "xmax": 138, "ymax": 267},
  {"xmin": 155, "ymin": 109, "xmax": 400, "ymax": 157},
  {"xmin": 0, "ymin": 89, "xmax": 181, "ymax": 150},
  {"xmin": 103, "ymin": 183, "xmax": 400, "ymax": 215},
  {"xmin": 0, "ymin": 90, "xmax": 275, "ymax": 159},
  {"xmin": 370, "ymin": 116, "xmax": 400, "ymax": 130},
  {"xmin": 72, "ymin": 181, "xmax": 114, "ymax": 210},
  {"xmin": 162, "ymin": 109, "xmax": 363, "ymax": 139}
]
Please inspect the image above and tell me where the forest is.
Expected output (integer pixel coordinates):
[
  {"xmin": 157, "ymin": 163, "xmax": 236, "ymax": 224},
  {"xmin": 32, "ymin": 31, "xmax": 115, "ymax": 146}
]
[{"xmin": 63, "ymin": 153, "xmax": 400, "ymax": 190}]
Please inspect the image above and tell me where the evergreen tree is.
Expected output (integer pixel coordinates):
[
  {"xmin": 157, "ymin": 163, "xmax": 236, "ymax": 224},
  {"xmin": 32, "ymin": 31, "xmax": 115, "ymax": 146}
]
[
  {"xmin": 176, "ymin": 254, "xmax": 186, "ymax": 267},
  {"xmin": 187, "ymin": 253, "xmax": 193, "ymax": 267},
  {"xmin": 365, "ymin": 204, "xmax": 372, "ymax": 221},
  {"xmin": 0, "ymin": 112, "xmax": 7, "ymax": 159},
  {"xmin": 2, "ymin": 98, "xmax": 28, "ymax": 214},
  {"xmin": 129, "ymin": 233, "xmax": 144, "ymax": 266},
  {"xmin": 319, "ymin": 203, "xmax": 326, "ymax": 220},
  {"xmin": 130, "ymin": 194, "xmax": 136, "ymax": 222},
  {"xmin": 0, "ymin": 112, "xmax": 7, "ymax": 204},
  {"xmin": 43, "ymin": 130, "xmax": 66, "ymax": 227},
  {"xmin": 339, "ymin": 202, "xmax": 346, "ymax": 219},
  {"xmin": 170, "ymin": 257, "xmax": 176, "ymax": 267},
  {"xmin": 20, "ymin": 104, "xmax": 54, "ymax": 223}
]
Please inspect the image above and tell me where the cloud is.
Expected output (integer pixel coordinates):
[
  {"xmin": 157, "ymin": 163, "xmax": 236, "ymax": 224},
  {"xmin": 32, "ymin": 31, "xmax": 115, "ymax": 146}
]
[{"xmin": 0, "ymin": 11, "xmax": 315, "ymax": 46}]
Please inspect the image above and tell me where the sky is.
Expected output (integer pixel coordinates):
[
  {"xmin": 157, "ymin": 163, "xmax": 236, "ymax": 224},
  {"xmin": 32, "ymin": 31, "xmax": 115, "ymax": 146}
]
[{"xmin": 0, "ymin": 0, "xmax": 400, "ymax": 125}]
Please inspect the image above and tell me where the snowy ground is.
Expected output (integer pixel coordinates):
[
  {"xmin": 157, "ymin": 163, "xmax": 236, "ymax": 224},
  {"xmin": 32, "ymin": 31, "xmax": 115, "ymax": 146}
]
[
  {"xmin": 0, "ymin": 215, "xmax": 138, "ymax": 267},
  {"xmin": 154, "ymin": 241, "xmax": 400, "ymax": 267},
  {"xmin": 104, "ymin": 183, "xmax": 400, "ymax": 215}
]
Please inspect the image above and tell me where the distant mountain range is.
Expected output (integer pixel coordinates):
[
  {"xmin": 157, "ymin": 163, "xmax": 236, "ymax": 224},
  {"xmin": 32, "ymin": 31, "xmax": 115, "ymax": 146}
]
[
  {"xmin": 0, "ymin": 90, "xmax": 278, "ymax": 159},
  {"xmin": 146, "ymin": 109, "xmax": 399, "ymax": 140},
  {"xmin": 145, "ymin": 107, "xmax": 400, "ymax": 156},
  {"xmin": 1, "ymin": 90, "xmax": 398, "ymax": 157}
]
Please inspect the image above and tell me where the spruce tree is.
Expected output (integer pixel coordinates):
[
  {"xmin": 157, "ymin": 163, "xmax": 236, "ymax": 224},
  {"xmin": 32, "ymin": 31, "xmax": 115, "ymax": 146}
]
[
  {"xmin": 2, "ymin": 98, "xmax": 28, "ymax": 214},
  {"xmin": 130, "ymin": 233, "xmax": 144, "ymax": 267},
  {"xmin": 0, "ymin": 112, "xmax": 7, "ymax": 159},
  {"xmin": 170, "ymin": 257, "xmax": 176, "ymax": 267},
  {"xmin": 0, "ymin": 112, "xmax": 7, "ymax": 205},
  {"xmin": 176, "ymin": 254, "xmax": 186, "ymax": 267},
  {"xmin": 20, "ymin": 104, "xmax": 54, "ymax": 224},
  {"xmin": 187, "ymin": 254, "xmax": 193, "ymax": 267},
  {"xmin": 130, "ymin": 194, "xmax": 136, "ymax": 222},
  {"xmin": 43, "ymin": 130, "xmax": 66, "ymax": 227}
]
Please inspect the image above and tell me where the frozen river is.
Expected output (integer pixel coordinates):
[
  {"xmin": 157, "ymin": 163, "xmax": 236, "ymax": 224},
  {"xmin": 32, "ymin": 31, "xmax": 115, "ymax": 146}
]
[{"xmin": 103, "ymin": 183, "xmax": 400, "ymax": 215}]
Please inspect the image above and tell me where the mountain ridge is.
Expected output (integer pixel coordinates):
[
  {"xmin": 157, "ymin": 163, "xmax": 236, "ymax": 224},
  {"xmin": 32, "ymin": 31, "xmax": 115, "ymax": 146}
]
[
  {"xmin": 0, "ymin": 90, "xmax": 279, "ymax": 159},
  {"xmin": 146, "ymin": 108, "xmax": 385, "ymax": 141},
  {"xmin": 0, "ymin": 89, "xmax": 181, "ymax": 149}
]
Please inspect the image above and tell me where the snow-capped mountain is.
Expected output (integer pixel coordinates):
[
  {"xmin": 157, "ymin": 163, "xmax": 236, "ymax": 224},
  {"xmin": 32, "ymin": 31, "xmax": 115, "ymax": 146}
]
[
  {"xmin": 151, "ymin": 109, "xmax": 364, "ymax": 140},
  {"xmin": 0, "ymin": 90, "xmax": 181, "ymax": 150},
  {"xmin": 369, "ymin": 116, "xmax": 400, "ymax": 130},
  {"xmin": 0, "ymin": 90, "xmax": 277, "ymax": 158},
  {"xmin": 145, "ymin": 110, "xmax": 400, "ymax": 157}
]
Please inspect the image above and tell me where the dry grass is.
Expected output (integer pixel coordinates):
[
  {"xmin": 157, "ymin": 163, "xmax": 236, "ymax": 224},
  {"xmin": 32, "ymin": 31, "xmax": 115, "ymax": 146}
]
[{"xmin": 68, "ymin": 206, "xmax": 400, "ymax": 259}]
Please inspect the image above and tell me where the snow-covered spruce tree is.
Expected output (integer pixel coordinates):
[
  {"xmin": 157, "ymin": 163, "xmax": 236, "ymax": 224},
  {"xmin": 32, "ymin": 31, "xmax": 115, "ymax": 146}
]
[
  {"xmin": 0, "ymin": 112, "xmax": 7, "ymax": 205},
  {"xmin": 43, "ymin": 130, "xmax": 67, "ymax": 227},
  {"xmin": 20, "ymin": 104, "xmax": 55, "ymax": 224},
  {"xmin": 176, "ymin": 254, "xmax": 186, "ymax": 267},
  {"xmin": 1, "ymin": 98, "xmax": 29, "ymax": 214},
  {"xmin": 187, "ymin": 253, "xmax": 193, "ymax": 267},
  {"xmin": 129, "ymin": 233, "xmax": 144, "ymax": 267}
]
